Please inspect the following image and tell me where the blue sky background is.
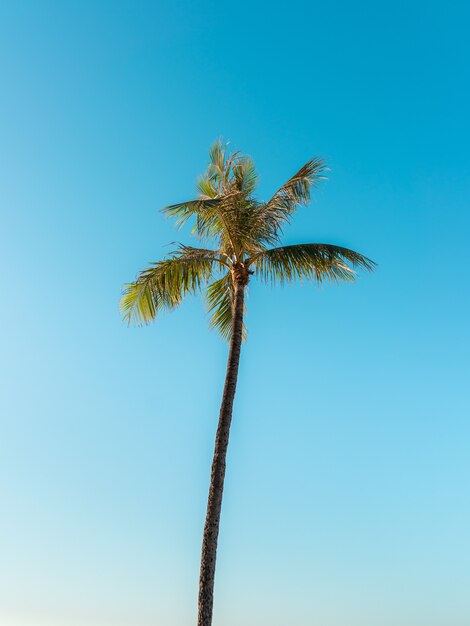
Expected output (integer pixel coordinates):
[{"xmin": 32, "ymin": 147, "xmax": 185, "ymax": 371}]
[{"xmin": 1, "ymin": 1, "xmax": 469, "ymax": 625}]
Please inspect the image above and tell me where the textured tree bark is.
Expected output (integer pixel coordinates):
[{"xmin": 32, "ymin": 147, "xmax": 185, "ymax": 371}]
[{"xmin": 197, "ymin": 277, "xmax": 246, "ymax": 626}]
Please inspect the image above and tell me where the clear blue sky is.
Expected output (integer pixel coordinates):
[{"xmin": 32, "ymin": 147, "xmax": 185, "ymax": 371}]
[{"xmin": 1, "ymin": 1, "xmax": 469, "ymax": 625}]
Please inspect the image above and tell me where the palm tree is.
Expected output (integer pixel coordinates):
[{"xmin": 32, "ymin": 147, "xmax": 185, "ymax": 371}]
[{"xmin": 120, "ymin": 140, "xmax": 376, "ymax": 626}]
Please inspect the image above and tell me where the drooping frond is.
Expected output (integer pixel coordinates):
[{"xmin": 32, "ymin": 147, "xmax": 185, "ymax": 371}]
[
  {"xmin": 120, "ymin": 245, "xmax": 226, "ymax": 325},
  {"xmin": 162, "ymin": 198, "xmax": 222, "ymax": 229},
  {"xmin": 205, "ymin": 274, "xmax": 247, "ymax": 341},
  {"xmin": 260, "ymin": 159, "xmax": 327, "ymax": 237},
  {"xmin": 249, "ymin": 243, "xmax": 376, "ymax": 284},
  {"xmin": 206, "ymin": 274, "xmax": 234, "ymax": 339},
  {"xmin": 175, "ymin": 244, "xmax": 231, "ymax": 269}
]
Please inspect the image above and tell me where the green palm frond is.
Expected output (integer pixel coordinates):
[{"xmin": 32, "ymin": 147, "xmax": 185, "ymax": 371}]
[
  {"xmin": 208, "ymin": 140, "xmax": 226, "ymax": 173},
  {"xmin": 232, "ymin": 156, "xmax": 258, "ymax": 196},
  {"xmin": 162, "ymin": 198, "xmax": 222, "ymax": 229},
  {"xmin": 197, "ymin": 176, "xmax": 219, "ymax": 199},
  {"xmin": 175, "ymin": 244, "xmax": 231, "ymax": 268},
  {"xmin": 267, "ymin": 158, "xmax": 327, "ymax": 208},
  {"xmin": 206, "ymin": 274, "xmax": 247, "ymax": 340},
  {"xmin": 203, "ymin": 139, "xmax": 242, "ymax": 195},
  {"xmin": 163, "ymin": 197, "xmax": 241, "ymax": 255},
  {"xmin": 206, "ymin": 274, "xmax": 234, "ymax": 339},
  {"xmin": 249, "ymin": 243, "xmax": 376, "ymax": 284},
  {"xmin": 261, "ymin": 159, "xmax": 327, "ymax": 236},
  {"xmin": 120, "ymin": 246, "xmax": 225, "ymax": 325}
]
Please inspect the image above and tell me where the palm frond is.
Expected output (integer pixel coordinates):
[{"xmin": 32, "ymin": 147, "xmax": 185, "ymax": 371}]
[
  {"xmin": 232, "ymin": 156, "xmax": 258, "ymax": 196},
  {"xmin": 175, "ymin": 244, "xmax": 231, "ymax": 268},
  {"xmin": 205, "ymin": 139, "xmax": 241, "ymax": 194},
  {"xmin": 197, "ymin": 175, "xmax": 219, "ymax": 199},
  {"xmin": 249, "ymin": 243, "xmax": 376, "ymax": 284},
  {"xmin": 120, "ymin": 245, "xmax": 224, "ymax": 325},
  {"xmin": 205, "ymin": 274, "xmax": 247, "ymax": 341},
  {"xmin": 267, "ymin": 158, "xmax": 327, "ymax": 207},
  {"xmin": 260, "ymin": 159, "xmax": 327, "ymax": 237},
  {"xmin": 162, "ymin": 198, "xmax": 222, "ymax": 229}
]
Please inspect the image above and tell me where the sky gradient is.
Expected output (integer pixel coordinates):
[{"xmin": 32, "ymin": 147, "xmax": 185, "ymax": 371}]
[{"xmin": 1, "ymin": 1, "xmax": 469, "ymax": 625}]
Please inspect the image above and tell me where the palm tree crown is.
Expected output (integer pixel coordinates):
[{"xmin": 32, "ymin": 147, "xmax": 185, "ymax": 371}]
[{"xmin": 120, "ymin": 140, "xmax": 376, "ymax": 336}]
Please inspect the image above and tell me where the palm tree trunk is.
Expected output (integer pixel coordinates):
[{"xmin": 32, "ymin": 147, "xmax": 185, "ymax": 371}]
[{"xmin": 197, "ymin": 280, "xmax": 246, "ymax": 626}]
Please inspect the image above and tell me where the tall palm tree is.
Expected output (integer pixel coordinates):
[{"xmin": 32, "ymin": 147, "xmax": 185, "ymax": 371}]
[{"xmin": 120, "ymin": 141, "xmax": 376, "ymax": 626}]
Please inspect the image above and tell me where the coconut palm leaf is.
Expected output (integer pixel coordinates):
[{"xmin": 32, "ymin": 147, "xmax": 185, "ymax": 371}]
[
  {"xmin": 260, "ymin": 158, "xmax": 327, "ymax": 236},
  {"xmin": 232, "ymin": 156, "xmax": 258, "ymax": 196},
  {"xmin": 249, "ymin": 243, "xmax": 376, "ymax": 284},
  {"xmin": 120, "ymin": 245, "xmax": 226, "ymax": 325},
  {"xmin": 162, "ymin": 198, "xmax": 223, "ymax": 230},
  {"xmin": 206, "ymin": 273, "xmax": 247, "ymax": 340}
]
